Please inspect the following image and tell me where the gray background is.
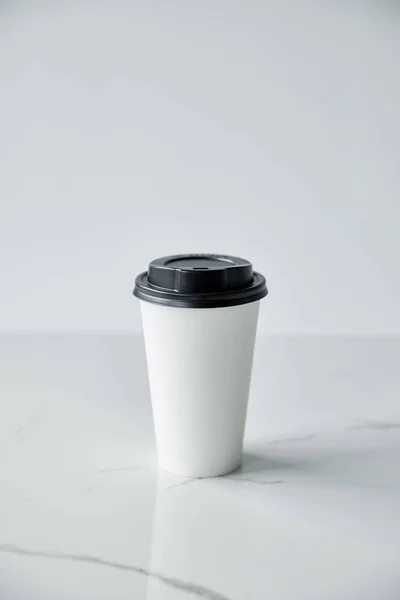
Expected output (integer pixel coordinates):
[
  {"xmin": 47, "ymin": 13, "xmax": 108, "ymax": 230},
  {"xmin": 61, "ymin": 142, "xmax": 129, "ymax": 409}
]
[{"xmin": 1, "ymin": 1, "xmax": 399, "ymax": 335}]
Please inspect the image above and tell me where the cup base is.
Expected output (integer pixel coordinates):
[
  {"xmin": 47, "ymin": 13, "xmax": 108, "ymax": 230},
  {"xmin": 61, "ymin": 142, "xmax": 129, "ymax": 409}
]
[{"xmin": 158, "ymin": 458, "xmax": 242, "ymax": 479}]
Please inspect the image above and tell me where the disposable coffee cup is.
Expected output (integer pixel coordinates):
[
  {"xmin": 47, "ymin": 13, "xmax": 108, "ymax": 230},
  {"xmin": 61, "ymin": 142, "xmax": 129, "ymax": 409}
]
[{"xmin": 133, "ymin": 254, "xmax": 268, "ymax": 478}]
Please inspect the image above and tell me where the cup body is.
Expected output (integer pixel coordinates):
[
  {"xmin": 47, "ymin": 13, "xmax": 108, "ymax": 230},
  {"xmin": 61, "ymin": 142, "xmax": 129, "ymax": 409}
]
[{"xmin": 140, "ymin": 299, "xmax": 260, "ymax": 478}]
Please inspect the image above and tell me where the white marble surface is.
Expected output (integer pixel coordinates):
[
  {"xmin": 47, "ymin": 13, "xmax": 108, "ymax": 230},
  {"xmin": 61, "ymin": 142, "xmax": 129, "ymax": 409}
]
[{"xmin": 0, "ymin": 334, "xmax": 399, "ymax": 599}]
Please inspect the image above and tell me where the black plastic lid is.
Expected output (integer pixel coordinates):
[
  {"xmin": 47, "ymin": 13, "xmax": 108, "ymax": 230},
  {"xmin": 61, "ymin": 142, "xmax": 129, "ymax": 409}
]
[{"xmin": 133, "ymin": 254, "xmax": 268, "ymax": 308}]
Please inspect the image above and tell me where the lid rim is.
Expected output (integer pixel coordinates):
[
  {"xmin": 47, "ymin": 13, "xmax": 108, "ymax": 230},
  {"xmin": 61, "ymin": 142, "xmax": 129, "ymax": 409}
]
[{"xmin": 134, "ymin": 271, "xmax": 268, "ymax": 309}]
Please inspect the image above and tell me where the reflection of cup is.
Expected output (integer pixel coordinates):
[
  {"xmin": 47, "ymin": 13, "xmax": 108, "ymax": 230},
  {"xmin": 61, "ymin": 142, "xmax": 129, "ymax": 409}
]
[
  {"xmin": 134, "ymin": 254, "xmax": 268, "ymax": 478},
  {"xmin": 145, "ymin": 473, "xmax": 224, "ymax": 600}
]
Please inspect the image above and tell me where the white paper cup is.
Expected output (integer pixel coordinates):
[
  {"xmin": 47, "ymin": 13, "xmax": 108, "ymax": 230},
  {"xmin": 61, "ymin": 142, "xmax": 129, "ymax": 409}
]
[{"xmin": 134, "ymin": 254, "xmax": 267, "ymax": 478}]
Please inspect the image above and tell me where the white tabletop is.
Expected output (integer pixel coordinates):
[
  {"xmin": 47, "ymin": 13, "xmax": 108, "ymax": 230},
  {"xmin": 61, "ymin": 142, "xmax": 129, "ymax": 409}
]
[{"xmin": 0, "ymin": 335, "xmax": 399, "ymax": 600}]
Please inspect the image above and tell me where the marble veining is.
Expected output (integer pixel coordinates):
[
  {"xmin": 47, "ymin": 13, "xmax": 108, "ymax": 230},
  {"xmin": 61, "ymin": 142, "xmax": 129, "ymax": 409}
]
[
  {"xmin": 166, "ymin": 477, "xmax": 285, "ymax": 492},
  {"xmin": 85, "ymin": 465, "xmax": 146, "ymax": 492},
  {"xmin": 98, "ymin": 465, "xmax": 145, "ymax": 474},
  {"xmin": 165, "ymin": 479, "xmax": 196, "ymax": 491},
  {"xmin": 1, "ymin": 335, "xmax": 400, "ymax": 600},
  {"xmin": 350, "ymin": 420, "xmax": 400, "ymax": 431},
  {"xmin": 268, "ymin": 420, "xmax": 400, "ymax": 446},
  {"xmin": 86, "ymin": 482, "xmax": 102, "ymax": 493},
  {"xmin": 0, "ymin": 543, "xmax": 231, "ymax": 600},
  {"xmin": 1, "ymin": 404, "xmax": 48, "ymax": 445},
  {"xmin": 269, "ymin": 433, "xmax": 318, "ymax": 444},
  {"xmin": 227, "ymin": 477, "xmax": 284, "ymax": 485}
]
